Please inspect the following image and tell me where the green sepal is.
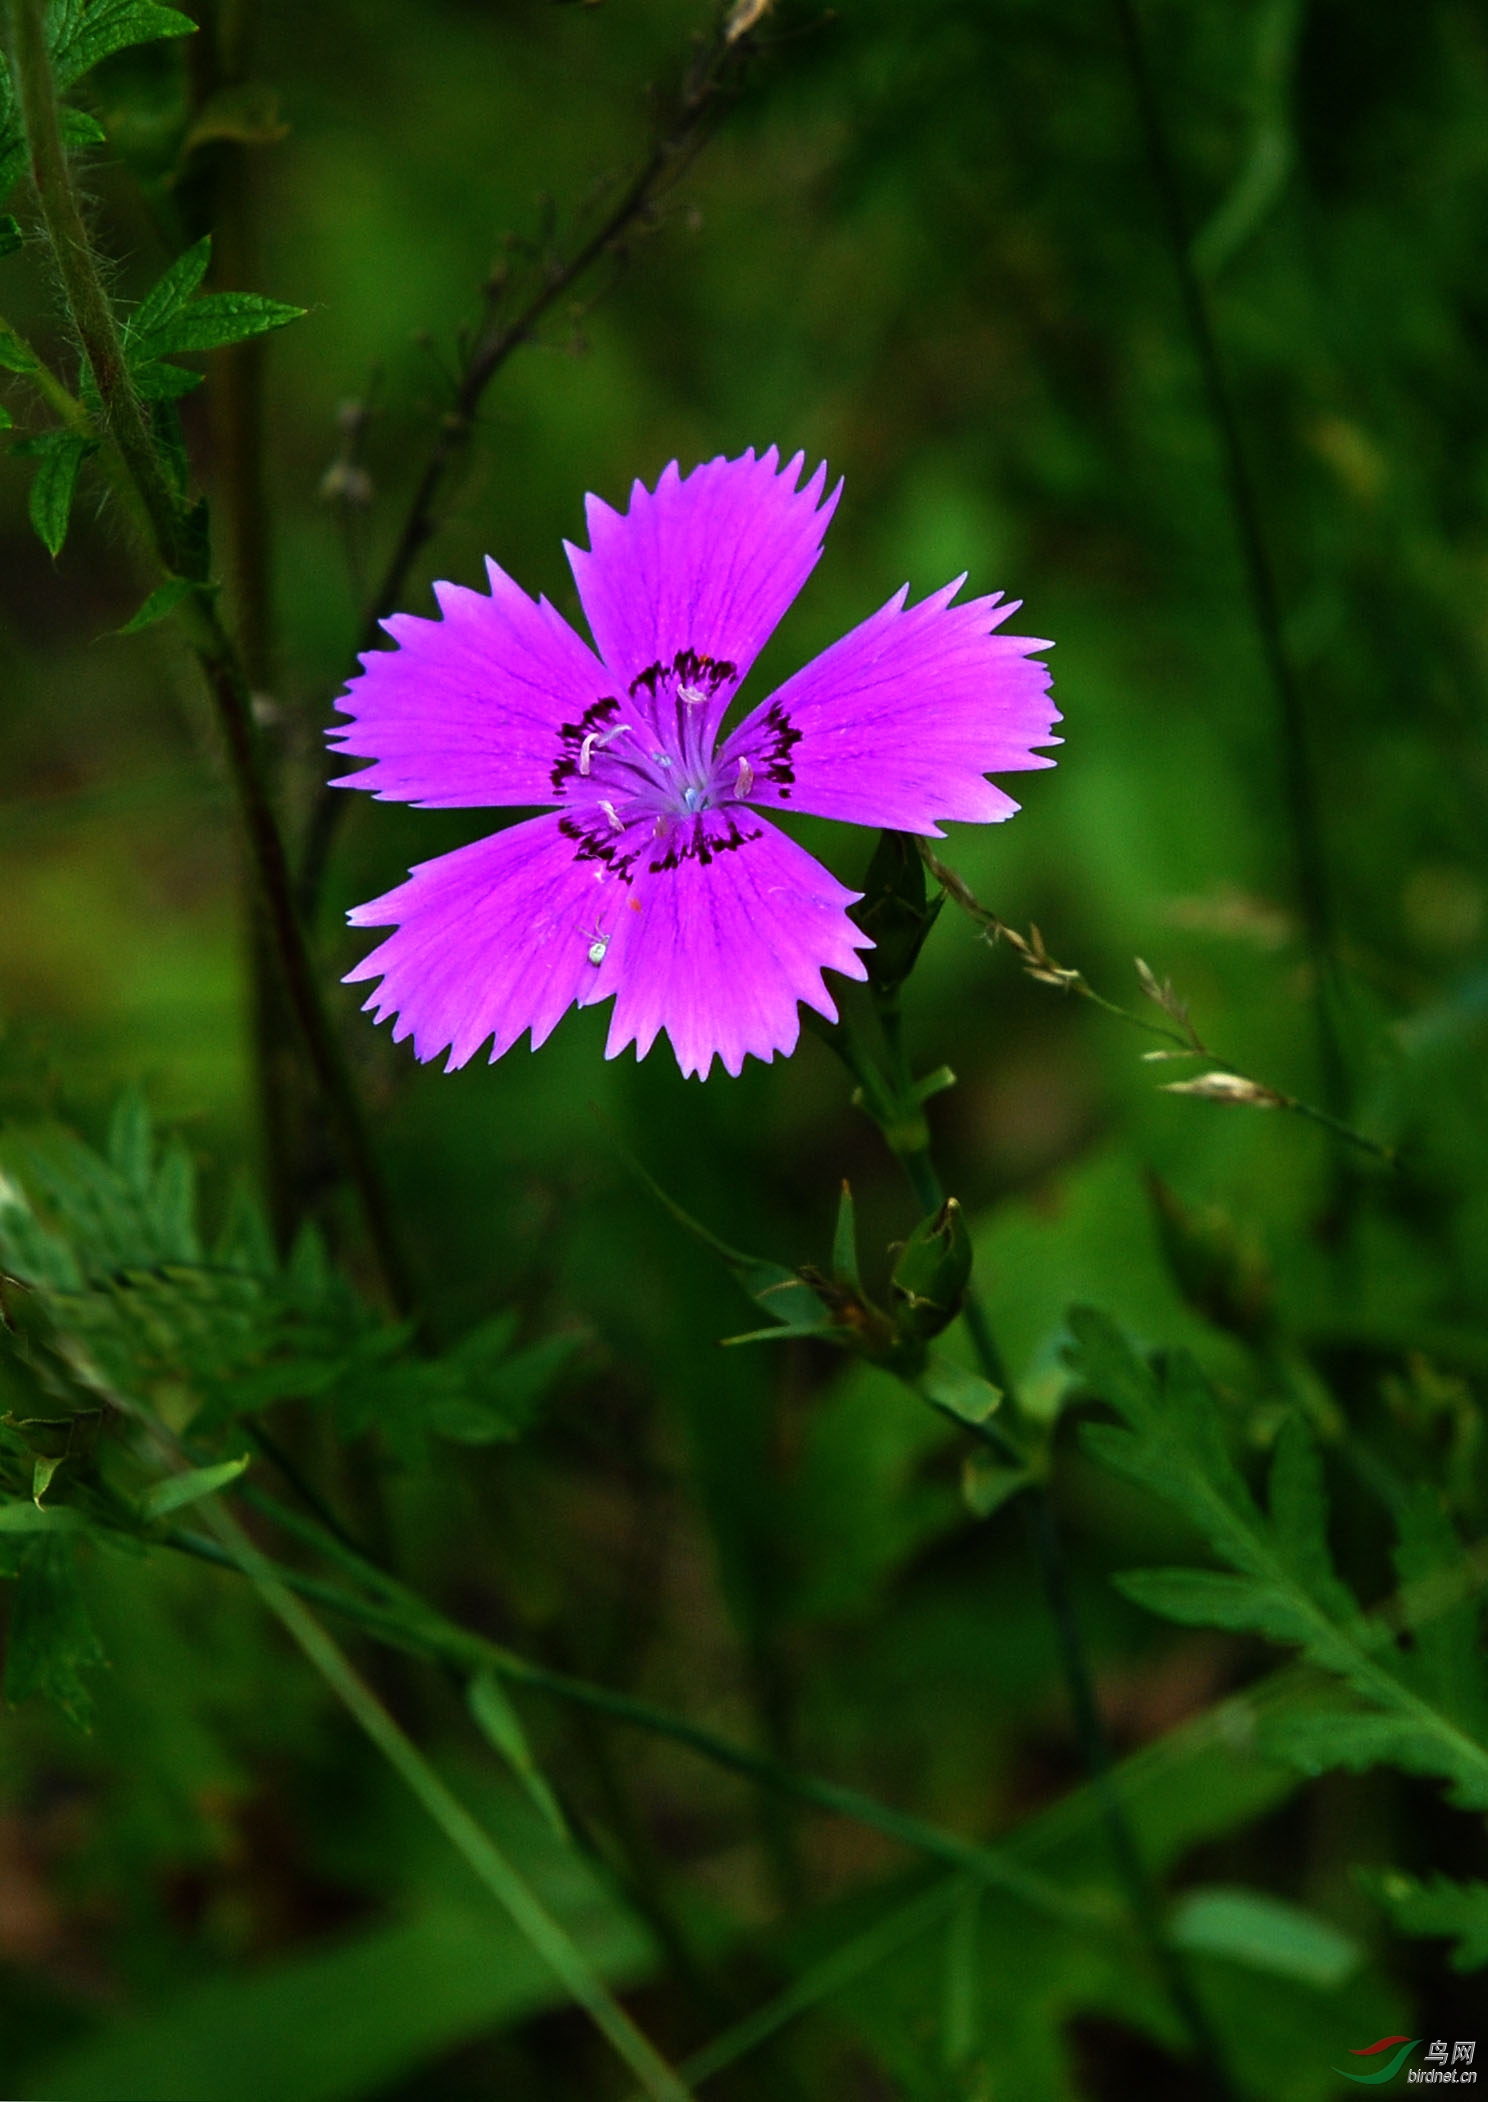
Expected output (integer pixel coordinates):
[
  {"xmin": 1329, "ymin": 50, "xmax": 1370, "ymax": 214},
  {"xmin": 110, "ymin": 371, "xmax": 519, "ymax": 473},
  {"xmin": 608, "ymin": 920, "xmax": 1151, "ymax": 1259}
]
[
  {"xmin": 853, "ymin": 830, "xmax": 945, "ymax": 995},
  {"xmin": 890, "ymin": 1197, "xmax": 973, "ymax": 1342}
]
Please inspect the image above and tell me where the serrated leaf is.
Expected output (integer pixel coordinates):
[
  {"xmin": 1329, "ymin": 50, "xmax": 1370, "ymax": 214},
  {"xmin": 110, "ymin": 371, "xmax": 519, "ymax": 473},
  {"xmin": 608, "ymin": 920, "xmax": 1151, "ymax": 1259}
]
[
  {"xmin": 1390, "ymin": 1488, "xmax": 1487, "ymax": 1733},
  {"xmin": 131, "ymin": 356, "xmax": 205, "ymax": 400},
  {"xmin": 1114, "ymin": 1566, "xmax": 1318, "ymax": 1645},
  {"xmin": 116, "ymin": 575, "xmax": 196, "ymax": 634},
  {"xmin": 26, "ymin": 431, "xmax": 94, "ymax": 556},
  {"xmin": 1168, "ymin": 1886, "xmax": 1360, "ymax": 1988},
  {"xmin": 108, "ymin": 1087, "xmax": 153, "ymax": 1198},
  {"xmin": 129, "ymin": 234, "xmax": 213, "ymax": 340},
  {"xmin": 138, "ymin": 288, "xmax": 304, "ymax": 356},
  {"xmin": 1264, "ymin": 1706, "xmax": 1488, "ymax": 1813},
  {"xmin": 138, "ymin": 1454, "xmax": 249, "ymax": 1523},
  {"xmin": 3, "ymin": 1533, "xmax": 104, "ymax": 1729},
  {"xmin": 1368, "ymin": 1872, "xmax": 1488, "ymax": 1972},
  {"xmin": 1266, "ymin": 1415, "xmax": 1355, "ymax": 1620},
  {"xmin": 52, "ymin": 0, "xmax": 197, "ymax": 92}
]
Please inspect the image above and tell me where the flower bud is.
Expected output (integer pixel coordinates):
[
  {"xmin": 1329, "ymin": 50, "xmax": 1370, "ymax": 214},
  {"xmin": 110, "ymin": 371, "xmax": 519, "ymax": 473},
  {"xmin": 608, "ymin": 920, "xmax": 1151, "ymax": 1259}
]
[{"xmin": 890, "ymin": 1197, "xmax": 972, "ymax": 1343}]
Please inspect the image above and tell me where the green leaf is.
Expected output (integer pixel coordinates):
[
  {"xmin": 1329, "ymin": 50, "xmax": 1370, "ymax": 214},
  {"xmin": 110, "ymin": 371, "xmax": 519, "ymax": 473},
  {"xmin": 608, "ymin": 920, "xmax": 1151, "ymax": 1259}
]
[
  {"xmin": 0, "ymin": 1501, "xmax": 87, "ymax": 1535},
  {"xmin": 0, "ymin": 213, "xmax": 21, "ymax": 259},
  {"xmin": 130, "ymin": 355, "xmax": 205, "ymax": 400},
  {"xmin": 0, "ymin": 323, "xmax": 39, "ymax": 371},
  {"xmin": 1113, "ymin": 1567, "xmax": 1318, "ymax": 1646},
  {"xmin": 469, "ymin": 1671, "xmax": 568, "ymax": 1840},
  {"xmin": 1367, "ymin": 1872, "xmax": 1488, "ymax": 1973},
  {"xmin": 919, "ymin": 1355, "xmax": 1001, "ymax": 1426},
  {"xmin": 51, "ymin": 0, "xmax": 197, "ymax": 91},
  {"xmin": 24, "ymin": 430, "xmax": 94, "ymax": 555},
  {"xmin": 3, "ymin": 1533, "xmax": 104, "ymax": 1728},
  {"xmin": 831, "ymin": 1180, "xmax": 862, "ymax": 1293},
  {"xmin": 130, "ymin": 234, "xmax": 213, "ymax": 340},
  {"xmin": 115, "ymin": 575, "xmax": 196, "ymax": 633},
  {"xmin": 960, "ymin": 1453, "xmax": 1029, "ymax": 1519},
  {"xmin": 138, "ymin": 1454, "xmax": 250, "ymax": 1524},
  {"xmin": 139, "ymin": 288, "xmax": 305, "ymax": 356},
  {"xmin": 1168, "ymin": 1886, "xmax": 1361, "ymax": 1988},
  {"xmin": 0, "ymin": 402, "xmax": 12, "ymax": 428}
]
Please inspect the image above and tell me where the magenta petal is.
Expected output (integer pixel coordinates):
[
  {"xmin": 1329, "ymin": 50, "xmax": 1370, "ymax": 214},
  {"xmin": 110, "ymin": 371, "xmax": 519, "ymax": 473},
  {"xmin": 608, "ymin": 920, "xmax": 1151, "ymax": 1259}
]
[
  {"xmin": 329, "ymin": 558, "xmax": 606, "ymax": 809},
  {"xmin": 564, "ymin": 449, "xmax": 840, "ymax": 724},
  {"xmin": 344, "ymin": 810, "xmax": 632, "ymax": 1068},
  {"xmin": 591, "ymin": 812, "xmax": 870, "ymax": 1080},
  {"xmin": 722, "ymin": 582, "xmax": 1058, "ymax": 836}
]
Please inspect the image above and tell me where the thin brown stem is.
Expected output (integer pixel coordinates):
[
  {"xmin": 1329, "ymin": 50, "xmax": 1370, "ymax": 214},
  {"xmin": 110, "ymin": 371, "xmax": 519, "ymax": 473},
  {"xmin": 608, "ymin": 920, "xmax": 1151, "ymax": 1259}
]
[{"xmin": 920, "ymin": 842, "xmax": 1397, "ymax": 1168}]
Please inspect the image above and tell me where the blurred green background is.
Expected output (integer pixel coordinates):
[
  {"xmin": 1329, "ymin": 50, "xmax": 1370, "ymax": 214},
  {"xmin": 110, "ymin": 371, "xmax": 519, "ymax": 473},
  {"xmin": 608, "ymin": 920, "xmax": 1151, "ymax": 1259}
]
[{"xmin": 1, "ymin": 0, "xmax": 1486, "ymax": 2095}]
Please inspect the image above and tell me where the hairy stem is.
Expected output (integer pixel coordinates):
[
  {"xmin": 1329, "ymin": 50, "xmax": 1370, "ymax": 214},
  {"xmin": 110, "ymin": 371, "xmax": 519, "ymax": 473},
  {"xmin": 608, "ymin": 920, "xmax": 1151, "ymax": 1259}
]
[{"xmin": 8, "ymin": 0, "xmax": 414, "ymax": 1317}]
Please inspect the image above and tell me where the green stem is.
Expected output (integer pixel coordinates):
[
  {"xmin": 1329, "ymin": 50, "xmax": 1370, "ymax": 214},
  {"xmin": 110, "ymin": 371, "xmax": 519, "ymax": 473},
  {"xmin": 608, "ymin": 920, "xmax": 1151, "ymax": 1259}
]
[
  {"xmin": 1109, "ymin": 0, "xmax": 1347, "ymax": 1124},
  {"xmin": 196, "ymin": 1503, "xmax": 694, "ymax": 2102},
  {"xmin": 6, "ymin": 2, "xmax": 415, "ymax": 1317},
  {"xmin": 168, "ymin": 1508, "xmax": 1101, "ymax": 1928},
  {"xmin": 837, "ymin": 1001, "xmax": 1236, "ymax": 2092}
]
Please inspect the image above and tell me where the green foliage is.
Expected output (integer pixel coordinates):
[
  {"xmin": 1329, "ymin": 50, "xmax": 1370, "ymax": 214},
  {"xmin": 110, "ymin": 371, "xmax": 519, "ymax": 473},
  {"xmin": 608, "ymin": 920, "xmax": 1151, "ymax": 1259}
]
[
  {"xmin": 12, "ymin": 426, "xmax": 95, "ymax": 553},
  {"xmin": 120, "ymin": 234, "xmax": 304, "ymax": 403},
  {"xmin": 0, "ymin": 0, "xmax": 194, "ymax": 197},
  {"xmin": 1071, "ymin": 1309, "xmax": 1488, "ymax": 1811},
  {"xmin": 3, "ymin": 1530, "xmax": 104, "ymax": 1727},
  {"xmin": 1367, "ymin": 1872, "xmax": 1488, "ymax": 1974},
  {"xmin": 2, "ymin": 1096, "xmax": 558, "ymax": 1437}
]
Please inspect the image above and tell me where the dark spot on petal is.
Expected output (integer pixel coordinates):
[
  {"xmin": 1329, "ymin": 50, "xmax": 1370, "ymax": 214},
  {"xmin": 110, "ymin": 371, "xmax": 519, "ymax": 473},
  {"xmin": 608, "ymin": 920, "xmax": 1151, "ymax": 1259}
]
[{"xmin": 551, "ymin": 695, "xmax": 621, "ymax": 793}]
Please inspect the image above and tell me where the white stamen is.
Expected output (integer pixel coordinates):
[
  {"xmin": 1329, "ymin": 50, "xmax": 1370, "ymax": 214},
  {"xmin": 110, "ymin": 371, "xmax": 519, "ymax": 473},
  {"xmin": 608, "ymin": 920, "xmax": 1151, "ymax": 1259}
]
[
  {"xmin": 735, "ymin": 757, "xmax": 755, "ymax": 800},
  {"xmin": 677, "ymin": 683, "xmax": 706, "ymax": 708},
  {"xmin": 578, "ymin": 721, "xmax": 632, "ymax": 776},
  {"xmin": 599, "ymin": 799, "xmax": 623, "ymax": 833}
]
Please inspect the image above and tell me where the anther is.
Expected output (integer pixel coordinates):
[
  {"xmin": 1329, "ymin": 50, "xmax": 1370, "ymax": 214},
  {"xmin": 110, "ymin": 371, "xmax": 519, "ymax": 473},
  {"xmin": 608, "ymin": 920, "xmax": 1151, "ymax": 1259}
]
[
  {"xmin": 677, "ymin": 683, "xmax": 706, "ymax": 708},
  {"xmin": 599, "ymin": 799, "xmax": 623, "ymax": 833},
  {"xmin": 735, "ymin": 757, "xmax": 754, "ymax": 800}
]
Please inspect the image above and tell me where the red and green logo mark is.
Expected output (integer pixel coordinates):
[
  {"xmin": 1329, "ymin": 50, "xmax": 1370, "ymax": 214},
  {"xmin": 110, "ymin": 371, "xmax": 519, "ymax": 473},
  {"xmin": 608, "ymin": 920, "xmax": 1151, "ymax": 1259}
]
[{"xmin": 1337, "ymin": 2038, "xmax": 1420, "ymax": 2085}]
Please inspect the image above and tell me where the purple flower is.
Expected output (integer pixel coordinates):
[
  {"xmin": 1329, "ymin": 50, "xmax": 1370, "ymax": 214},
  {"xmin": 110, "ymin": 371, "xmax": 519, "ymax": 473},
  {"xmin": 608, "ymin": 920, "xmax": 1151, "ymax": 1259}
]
[{"xmin": 332, "ymin": 448, "xmax": 1058, "ymax": 1079}]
